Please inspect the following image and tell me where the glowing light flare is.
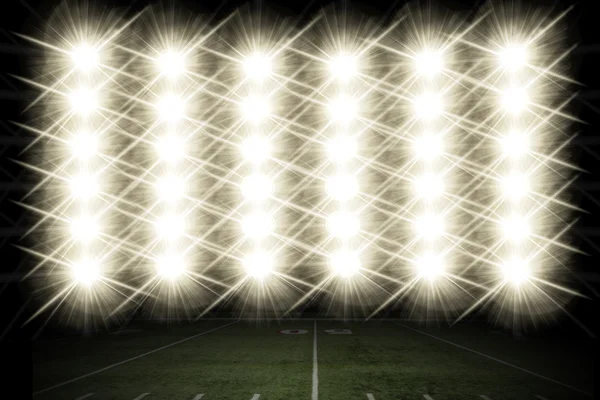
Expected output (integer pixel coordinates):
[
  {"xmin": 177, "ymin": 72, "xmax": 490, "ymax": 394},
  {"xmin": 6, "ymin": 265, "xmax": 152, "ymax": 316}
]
[
  {"xmin": 157, "ymin": 50, "xmax": 186, "ymax": 79},
  {"xmin": 156, "ymin": 135, "xmax": 185, "ymax": 163},
  {"xmin": 241, "ymin": 211, "xmax": 275, "ymax": 240},
  {"xmin": 241, "ymin": 173, "xmax": 273, "ymax": 202},
  {"xmin": 243, "ymin": 249, "xmax": 274, "ymax": 279},
  {"xmin": 413, "ymin": 213, "xmax": 445, "ymax": 240},
  {"xmin": 156, "ymin": 252, "xmax": 186, "ymax": 280},
  {"xmin": 501, "ymin": 214, "xmax": 531, "ymax": 243},
  {"xmin": 328, "ymin": 53, "xmax": 357, "ymax": 81},
  {"xmin": 69, "ymin": 88, "xmax": 98, "ymax": 116},
  {"xmin": 413, "ymin": 133, "xmax": 443, "ymax": 161},
  {"xmin": 154, "ymin": 214, "xmax": 186, "ymax": 241},
  {"xmin": 414, "ymin": 92, "xmax": 443, "ymax": 120},
  {"xmin": 501, "ymin": 258, "xmax": 531, "ymax": 286},
  {"xmin": 498, "ymin": 45, "xmax": 527, "ymax": 71},
  {"xmin": 413, "ymin": 173, "xmax": 444, "ymax": 201},
  {"xmin": 70, "ymin": 43, "xmax": 99, "ymax": 72},
  {"xmin": 328, "ymin": 95, "xmax": 358, "ymax": 123},
  {"xmin": 329, "ymin": 248, "xmax": 361, "ymax": 277},
  {"xmin": 242, "ymin": 135, "xmax": 271, "ymax": 165},
  {"xmin": 70, "ymin": 131, "xmax": 98, "ymax": 161},
  {"xmin": 72, "ymin": 258, "xmax": 101, "ymax": 287},
  {"xmin": 241, "ymin": 95, "xmax": 271, "ymax": 122},
  {"xmin": 69, "ymin": 173, "xmax": 99, "ymax": 200},
  {"xmin": 243, "ymin": 53, "xmax": 272, "ymax": 82},
  {"xmin": 500, "ymin": 131, "xmax": 530, "ymax": 160},
  {"xmin": 414, "ymin": 49, "xmax": 443, "ymax": 78},
  {"xmin": 500, "ymin": 173, "xmax": 530, "ymax": 202},
  {"xmin": 326, "ymin": 173, "xmax": 359, "ymax": 202},
  {"xmin": 69, "ymin": 215, "xmax": 100, "ymax": 243},
  {"xmin": 156, "ymin": 175, "xmax": 185, "ymax": 203},
  {"xmin": 157, "ymin": 94, "xmax": 186, "ymax": 122},
  {"xmin": 327, "ymin": 134, "xmax": 357, "ymax": 164},
  {"xmin": 501, "ymin": 87, "xmax": 529, "ymax": 114},
  {"xmin": 327, "ymin": 210, "xmax": 360, "ymax": 239},
  {"xmin": 415, "ymin": 254, "xmax": 444, "ymax": 281}
]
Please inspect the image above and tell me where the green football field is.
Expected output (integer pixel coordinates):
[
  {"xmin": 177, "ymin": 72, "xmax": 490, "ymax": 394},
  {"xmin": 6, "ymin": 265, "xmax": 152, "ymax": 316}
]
[{"xmin": 31, "ymin": 320, "xmax": 594, "ymax": 400}]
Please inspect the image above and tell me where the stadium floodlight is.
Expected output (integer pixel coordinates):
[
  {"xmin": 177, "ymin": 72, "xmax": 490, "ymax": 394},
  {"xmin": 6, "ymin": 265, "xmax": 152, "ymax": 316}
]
[
  {"xmin": 327, "ymin": 210, "xmax": 360, "ymax": 239},
  {"xmin": 501, "ymin": 87, "xmax": 529, "ymax": 114},
  {"xmin": 414, "ymin": 49, "xmax": 443, "ymax": 78},
  {"xmin": 154, "ymin": 214, "xmax": 185, "ymax": 241},
  {"xmin": 501, "ymin": 214, "xmax": 531, "ymax": 243},
  {"xmin": 329, "ymin": 248, "xmax": 361, "ymax": 277},
  {"xmin": 70, "ymin": 215, "xmax": 99, "ymax": 243},
  {"xmin": 241, "ymin": 173, "xmax": 273, "ymax": 202},
  {"xmin": 414, "ymin": 92, "xmax": 443, "ymax": 120},
  {"xmin": 241, "ymin": 95, "xmax": 271, "ymax": 122},
  {"xmin": 500, "ymin": 173, "xmax": 530, "ymax": 202},
  {"xmin": 157, "ymin": 94, "xmax": 185, "ymax": 122},
  {"xmin": 501, "ymin": 257, "xmax": 531, "ymax": 286},
  {"xmin": 326, "ymin": 134, "xmax": 357, "ymax": 164},
  {"xmin": 241, "ymin": 211, "xmax": 275, "ymax": 240},
  {"xmin": 241, "ymin": 135, "xmax": 271, "ymax": 165},
  {"xmin": 500, "ymin": 130, "xmax": 529, "ymax": 160},
  {"xmin": 243, "ymin": 53, "xmax": 272, "ymax": 82},
  {"xmin": 415, "ymin": 253, "xmax": 444, "ymax": 281},
  {"xmin": 414, "ymin": 212, "xmax": 444, "ymax": 240},
  {"xmin": 70, "ymin": 131, "xmax": 98, "ymax": 161},
  {"xmin": 72, "ymin": 258, "xmax": 100, "ymax": 287},
  {"xmin": 413, "ymin": 133, "xmax": 443, "ymax": 161},
  {"xmin": 413, "ymin": 173, "xmax": 444, "ymax": 201},
  {"xmin": 328, "ymin": 95, "xmax": 358, "ymax": 123},
  {"xmin": 157, "ymin": 50, "xmax": 185, "ymax": 79},
  {"xmin": 156, "ymin": 175, "xmax": 185, "ymax": 203},
  {"xmin": 326, "ymin": 173, "xmax": 359, "ymax": 202},
  {"xmin": 71, "ymin": 43, "xmax": 99, "ymax": 72},
  {"xmin": 243, "ymin": 249, "xmax": 274, "ymax": 279},
  {"xmin": 156, "ymin": 252, "xmax": 186, "ymax": 280},
  {"xmin": 328, "ymin": 53, "xmax": 357, "ymax": 81},
  {"xmin": 498, "ymin": 45, "xmax": 527, "ymax": 71},
  {"xmin": 69, "ymin": 88, "xmax": 98, "ymax": 116},
  {"xmin": 156, "ymin": 135, "xmax": 185, "ymax": 163},
  {"xmin": 69, "ymin": 172, "xmax": 99, "ymax": 200}
]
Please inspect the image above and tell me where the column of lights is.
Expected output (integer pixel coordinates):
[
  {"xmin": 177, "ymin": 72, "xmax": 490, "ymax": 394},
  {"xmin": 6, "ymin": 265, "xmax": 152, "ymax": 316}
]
[
  {"xmin": 240, "ymin": 52, "xmax": 275, "ymax": 280},
  {"xmin": 410, "ymin": 47, "xmax": 448, "ymax": 283},
  {"xmin": 497, "ymin": 43, "xmax": 533, "ymax": 287},
  {"xmin": 67, "ymin": 43, "xmax": 103, "ymax": 287},
  {"xmin": 153, "ymin": 49, "xmax": 188, "ymax": 281},
  {"xmin": 326, "ymin": 53, "xmax": 361, "ymax": 278}
]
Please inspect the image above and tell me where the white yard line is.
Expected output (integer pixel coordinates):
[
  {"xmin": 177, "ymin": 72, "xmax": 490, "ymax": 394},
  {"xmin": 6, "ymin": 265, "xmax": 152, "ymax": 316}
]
[
  {"xmin": 33, "ymin": 321, "xmax": 238, "ymax": 396},
  {"xmin": 74, "ymin": 394, "xmax": 94, "ymax": 400},
  {"xmin": 480, "ymin": 396, "xmax": 493, "ymax": 400},
  {"xmin": 312, "ymin": 319, "xmax": 318, "ymax": 400},
  {"xmin": 423, "ymin": 395, "xmax": 435, "ymax": 400},
  {"xmin": 191, "ymin": 395, "xmax": 205, "ymax": 400},
  {"xmin": 367, "ymin": 394, "xmax": 376, "ymax": 399},
  {"xmin": 392, "ymin": 322, "xmax": 592, "ymax": 397},
  {"xmin": 535, "ymin": 396, "xmax": 549, "ymax": 400},
  {"xmin": 132, "ymin": 394, "xmax": 150, "ymax": 400},
  {"xmin": 250, "ymin": 395, "xmax": 260, "ymax": 400}
]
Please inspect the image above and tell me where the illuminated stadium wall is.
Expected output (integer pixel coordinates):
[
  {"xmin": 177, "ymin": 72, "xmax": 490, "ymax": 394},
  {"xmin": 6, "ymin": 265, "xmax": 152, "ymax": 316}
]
[{"xmin": 19, "ymin": 1, "xmax": 579, "ymax": 327}]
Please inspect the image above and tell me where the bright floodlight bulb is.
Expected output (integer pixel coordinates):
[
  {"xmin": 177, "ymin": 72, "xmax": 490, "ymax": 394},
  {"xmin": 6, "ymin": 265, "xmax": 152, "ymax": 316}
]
[
  {"xmin": 243, "ymin": 53, "xmax": 272, "ymax": 82},
  {"xmin": 70, "ymin": 131, "xmax": 98, "ymax": 161},
  {"xmin": 501, "ymin": 131, "xmax": 529, "ymax": 160},
  {"xmin": 241, "ymin": 211, "xmax": 275, "ymax": 240},
  {"xmin": 413, "ymin": 173, "xmax": 444, "ymax": 201},
  {"xmin": 156, "ymin": 252, "xmax": 186, "ymax": 280},
  {"xmin": 155, "ymin": 214, "xmax": 185, "ymax": 241},
  {"xmin": 328, "ymin": 53, "xmax": 357, "ymax": 81},
  {"xmin": 157, "ymin": 50, "xmax": 185, "ymax": 79},
  {"xmin": 156, "ymin": 175, "xmax": 185, "ymax": 203},
  {"xmin": 70, "ymin": 215, "xmax": 99, "ymax": 243},
  {"xmin": 414, "ymin": 213, "xmax": 444, "ymax": 240},
  {"xmin": 413, "ymin": 133, "xmax": 443, "ymax": 161},
  {"xmin": 501, "ymin": 258, "xmax": 531, "ymax": 285},
  {"xmin": 242, "ymin": 135, "xmax": 271, "ymax": 165},
  {"xmin": 326, "ymin": 173, "xmax": 359, "ymax": 202},
  {"xmin": 326, "ymin": 134, "xmax": 357, "ymax": 164},
  {"xmin": 69, "ymin": 88, "xmax": 98, "ymax": 116},
  {"xmin": 71, "ymin": 44, "xmax": 99, "ymax": 72},
  {"xmin": 501, "ymin": 173, "xmax": 530, "ymax": 202},
  {"xmin": 327, "ymin": 210, "xmax": 360, "ymax": 239},
  {"xmin": 329, "ymin": 248, "xmax": 361, "ymax": 277},
  {"xmin": 156, "ymin": 135, "xmax": 185, "ymax": 163},
  {"xmin": 328, "ymin": 95, "xmax": 358, "ymax": 123},
  {"xmin": 501, "ymin": 87, "xmax": 529, "ymax": 114},
  {"xmin": 415, "ymin": 254, "xmax": 444, "ymax": 281},
  {"xmin": 499, "ymin": 45, "xmax": 527, "ymax": 71},
  {"xmin": 157, "ymin": 94, "xmax": 185, "ymax": 122},
  {"xmin": 69, "ymin": 173, "xmax": 99, "ymax": 200},
  {"xmin": 72, "ymin": 258, "xmax": 100, "ymax": 287},
  {"xmin": 501, "ymin": 214, "xmax": 530, "ymax": 243},
  {"xmin": 243, "ymin": 249, "xmax": 274, "ymax": 279},
  {"xmin": 414, "ymin": 92, "xmax": 443, "ymax": 120},
  {"xmin": 242, "ymin": 95, "xmax": 270, "ymax": 122},
  {"xmin": 415, "ymin": 50, "xmax": 443, "ymax": 78},
  {"xmin": 241, "ymin": 173, "xmax": 272, "ymax": 202}
]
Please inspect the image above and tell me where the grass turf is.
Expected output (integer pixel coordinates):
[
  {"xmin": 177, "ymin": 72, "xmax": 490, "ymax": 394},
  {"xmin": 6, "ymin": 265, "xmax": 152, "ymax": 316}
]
[{"xmin": 31, "ymin": 320, "xmax": 594, "ymax": 400}]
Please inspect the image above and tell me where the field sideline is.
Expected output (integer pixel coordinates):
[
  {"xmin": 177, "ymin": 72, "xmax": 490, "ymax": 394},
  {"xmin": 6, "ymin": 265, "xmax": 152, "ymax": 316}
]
[{"xmin": 31, "ymin": 320, "xmax": 594, "ymax": 400}]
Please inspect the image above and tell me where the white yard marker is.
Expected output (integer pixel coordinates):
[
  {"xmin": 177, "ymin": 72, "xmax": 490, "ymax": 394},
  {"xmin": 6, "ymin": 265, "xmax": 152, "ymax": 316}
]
[
  {"xmin": 132, "ymin": 394, "xmax": 150, "ymax": 400},
  {"xmin": 312, "ymin": 320, "xmax": 318, "ymax": 400},
  {"xmin": 250, "ymin": 395, "xmax": 260, "ymax": 400},
  {"xmin": 191, "ymin": 395, "xmax": 205, "ymax": 400},
  {"xmin": 480, "ymin": 396, "xmax": 493, "ymax": 400},
  {"xmin": 424, "ymin": 395, "xmax": 435, "ymax": 400},
  {"xmin": 392, "ymin": 322, "xmax": 592, "ymax": 397},
  {"xmin": 535, "ymin": 396, "xmax": 549, "ymax": 400},
  {"xmin": 74, "ymin": 394, "xmax": 94, "ymax": 400},
  {"xmin": 33, "ymin": 321, "xmax": 238, "ymax": 396},
  {"xmin": 367, "ymin": 394, "xmax": 376, "ymax": 399}
]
